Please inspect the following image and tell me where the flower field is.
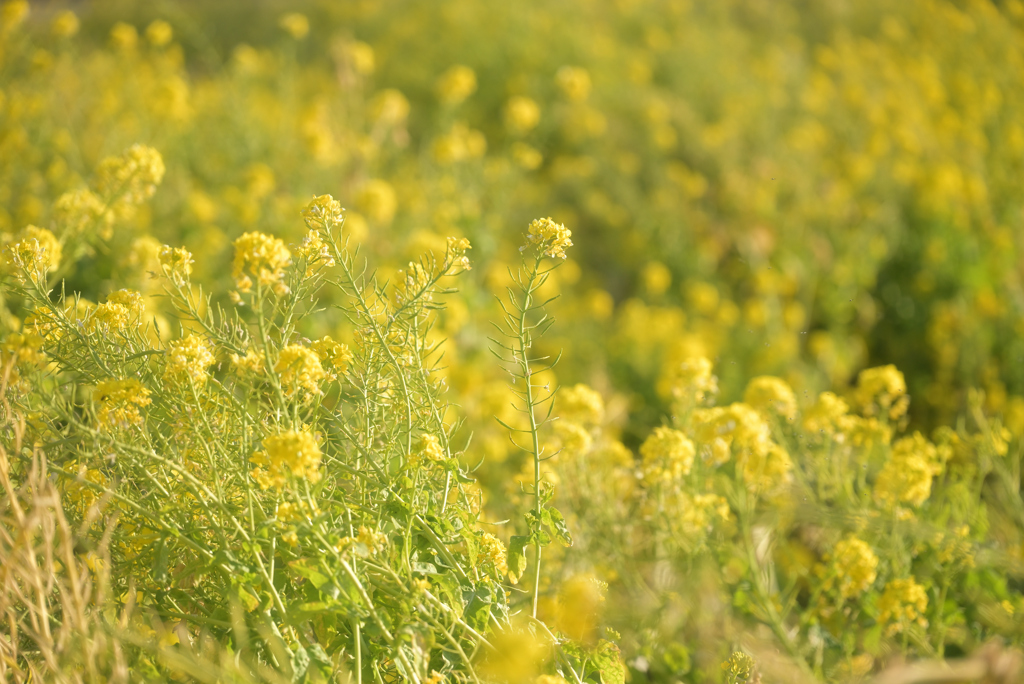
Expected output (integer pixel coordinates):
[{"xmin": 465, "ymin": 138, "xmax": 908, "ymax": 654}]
[{"xmin": 2, "ymin": 0, "xmax": 1024, "ymax": 682}]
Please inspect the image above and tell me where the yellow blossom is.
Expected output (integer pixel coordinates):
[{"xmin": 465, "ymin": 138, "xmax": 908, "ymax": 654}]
[
  {"xmin": 275, "ymin": 345, "xmax": 325, "ymax": 398},
  {"xmin": 873, "ymin": 432, "xmax": 947, "ymax": 508},
  {"xmin": 279, "ymin": 13, "xmax": 309, "ymax": 40},
  {"xmin": 145, "ymin": 20, "xmax": 173, "ymax": 47},
  {"xmin": 232, "ymin": 231, "xmax": 291, "ymax": 294},
  {"xmin": 310, "ymin": 336, "xmax": 352, "ymax": 378},
  {"xmin": 164, "ymin": 335, "xmax": 215, "ymax": 387},
  {"xmin": 90, "ymin": 289, "xmax": 145, "ymax": 332},
  {"xmin": 505, "ymin": 96, "xmax": 541, "ymax": 133},
  {"xmin": 295, "ymin": 230, "xmax": 335, "ymax": 275},
  {"xmin": 51, "ymin": 10, "xmax": 79, "ymax": 38},
  {"xmin": 4, "ymin": 225, "xmax": 62, "ymax": 283},
  {"xmin": 479, "ymin": 532, "xmax": 508, "ymax": 576},
  {"xmin": 94, "ymin": 145, "xmax": 165, "ymax": 208},
  {"xmin": 109, "ymin": 22, "xmax": 138, "ymax": 50},
  {"xmin": 877, "ymin": 577, "xmax": 928, "ymax": 635},
  {"xmin": 52, "ymin": 189, "xmax": 113, "ymax": 239},
  {"xmin": 830, "ymin": 537, "xmax": 878, "ymax": 599},
  {"xmin": 524, "ymin": 218, "xmax": 573, "ymax": 260},
  {"xmin": 94, "ymin": 379, "xmax": 151, "ymax": 429},
  {"xmin": 447, "ymin": 236, "xmax": 472, "ymax": 272},
  {"xmin": 558, "ymin": 384, "xmax": 604, "ymax": 426},
  {"xmin": 744, "ymin": 376, "xmax": 798, "ymax": 421},
  {"xmin": 230, "ymin": 348, "xmax": 264, "ymax": 374},
  {"xmin": 369, "ymin": 89, "xmax": 410, "ymax": 126},
  {"xmin": 302, "ymin": 194, "xmax": 344, "ymax": 230},
  {"xmin": 159, "ymin": 245, "xmax": 193, "ymax": 284},
  {"xmin": 436, "ymin": 65, "xmax": 477, "ymax": 105},
  {"xmin": 665, "ymin": 356, "xmax": 718, "ymax": 406},
  {"xmin": 556, "ymin": 66, "xmax": 592, "ymax": 101},
  {"xmin": 355, "ymin": 179, "xmax": 397, "ymax": 224},
  {"xmin": 640, "ymin": 426, "xmax": 695, "ymax": 483},
  {"xmin": 855, "ymin": 364, "xmax": 909, "ymax": 420},
  {"xmin": 417, "ymin": 433, "xmax": 447, "ymax": 462},
  {"xmin": 251, "ymin": 430, "xmax": 322, "ymax": 488}
]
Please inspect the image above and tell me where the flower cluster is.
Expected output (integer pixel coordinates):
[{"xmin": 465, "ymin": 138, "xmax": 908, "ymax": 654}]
[
  {"xmin": 3, "ymin": 226, "xmax": 62, "ymax": 283},
  {"xmin": 828, "ymin": 537, "xmax": 879, "ymax": 600},
  {"xmin": 164, "ymin": 335, "xmax": 215, "ymax": 387},
  {"xmin": 275, "ymin": 345, "xmax": 325, "ymax": 398},
  {"xmin": 94, "ymin": 145, "xmax": 166, "ymax": 211},
  {"xmin": 251, "ymin": 429, "xmax": 322, "ymax": 489},
  {"xmin": 524, "ymin": 218, "xmax": 573, "ymax": 260},
  {"xmin": 232, "ymin": 231, "xmax": 291, "ymax": 294},
  {"xmin": 877, "ymin": 577, "xmax": 929, "ymax": 635},
  {"xmin": 159, "ymin": 245, "xmax": 193, "ymax": 284},
  {"xmin": 639, "ymin": 427, "xmax": 695, "ymax": 483},
  {"xmin": 873, "ymin": 432, "xmax": 947, "ymax": 509},
  {"xmin": 310, "ymin": 336, "xmax": 352, "ymax": 379},
  {"xmin": 94, "ymin": 378, "xmax": 151, "ymax": 429}
]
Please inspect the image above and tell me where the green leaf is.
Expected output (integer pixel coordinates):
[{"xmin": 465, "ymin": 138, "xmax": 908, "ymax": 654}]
[
  {"xmin": 290, "ymin": 645, "xmax": 310, "ymax": 682},
  {"xmin": 508, "ymin": 535, "xmax": 530, "ymax": 584},
  {"xmin": 592, "ymin": 640, "xmax": 625, "ymax": 684},
  {"xmin": 288, "ymin": 560, "xmax": 331, "ymax": 589},
  {"xmin": 547, "ymin": 506, "xmax": 573, "ymax": 547},
  {"xmin": 237, "ymin": 585, "xmax": 260, "ymax": 612}
]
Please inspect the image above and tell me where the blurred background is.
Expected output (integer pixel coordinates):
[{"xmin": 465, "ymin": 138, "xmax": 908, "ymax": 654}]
[{"xmin": 4, "ymin": 0, "xmax": 1024, "ymax": 677}]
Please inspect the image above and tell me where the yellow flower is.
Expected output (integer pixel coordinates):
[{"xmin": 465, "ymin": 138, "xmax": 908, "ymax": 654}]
[
  {"xmin": 432, "ymin": 123, "xmax": 487, "ymax": 164},
  {"xmin": 232, "ymin": 231, "xmax": 291, "ymax": 294},
  {"xmin": 90, "ymin": 289, "xmax": 145, "ymax": 332},
  {"xmin": 550, "ymin": 421, "xmax": 593, "ymax": 459},
  {"xmin": 145, "ymin": 20, "xmax": 173, "ymax": 47},
  {"xmin": 51, "ymin": 10, "xmax": 79, "ymax": 38},
  {"xmin": 345, "ymin": 41, "xmax": 375, "ymax": 75},
  {"xmin": 164, "ymin": 335, "xmax": 215, "ymax": 387},
  {"xmin": 877, "ymin": 577, "xmax": 928, "ymax": 635},
  {"xmin": 94, "ymin": 378, "xmax": 151, "ymax": 429},
  {"xmin": 369, "ymin": 89, "xmax": 410, "ymax": 126},
  {"xmin": 109, "ymin": 22, "xmax": 138, "ymax": 50},
  {"xmin": 505, "ymin": 96, "xmax": 541, "ymax": 133},
  {"xmin": 512, "ymin": 142, "xmax": 543, "ymax": 170},
  {"xmin": 830, "ymin": 536, "xmax": 878, "ymax": 599},
  {"xmin": 301, "ymin": 194, "xmax": 344, "ymax": 230},
  {"xmin": 558, "ymin": 384, "xmax": 604, "ymax": 426},
  {"xmin": 855, "ymin": 364, "xmax": 909, "ymax": 420},
  {"xmin": 251, "ymin": 430, "xmax": 322, "ymax": 488},
  {"xmin": 4, "ymin": 225, "xmax": 62, "ymax": 283},
  {"xmin": 740, "ymin": 443, "xmax": 793, "ymax": 494},
  {"xmin": 355, "ymin": 179, "xmax": 397, "ymax": 224},
  {"xmin": 744, "ymin": 376, "xmax": 798, "ymax": 421},
  {"xmin": 94, "ymin": 145, "xmax": 165, "ymax": 208},
  {"xmin": 479, "ymin": 532, "xmax": 508, "ymax": 576},
  {"xmin": 275, "ymin": 345, "xmax": 325, "ymax": 398},
  {"xmin": 279, "ymin": 13, "xmax": 309, "ymax": 40},
  {"xmin": 447, "ymin": 236, "xmax": 472, "ymax": 272},
  {"xmin": 2, "ymin": 0, "xmax": 29, "ymax": 30},
  {"xmin": 310, "ymin": 336, "xmax": 352, "ymax": 377},
  {"xmin": 640, "ymin": 426, "xmax": 695, "ymax": 483},
  {"xmin": 665, "ymin": 356, "xmax": 718, "ymax": 405},
  {"xmin": 524, "ymin": 218, "xmax": 573, "ymax": 260},
  {"xmin": 159, "ymin": 245, "xmax": 194, "ymax": 284},
  {"xmin": 436, "ymin": 65, "xmax": 477, "ymax": 105},
  {"xmin": 803, "ymin": 391, "xmax": 856, "ymax": 438},
  {"xmin": 230, "ymin": 348, "xmax": 264, "ymax": 374},
  {"xmin": 53, "ymin": 189, "xmax": 113, "ymax": 239},
  {"xmin": 873, "ymin": 432, "xmax": 946, "ymax": 508},
  {"xmin": 295, "ymin": 230, "xmax": 335, "ymax": 275},
  {"xmin": 555, "ymin": 574, "xmax": 607, "ymax": 643},
  {"xmin": 556, "ymin": 66, "xmax": 592, "ymax": 101},
  {"xmin": 416, "ymin": 433, "xmax": 446, "ymax": 462}
]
